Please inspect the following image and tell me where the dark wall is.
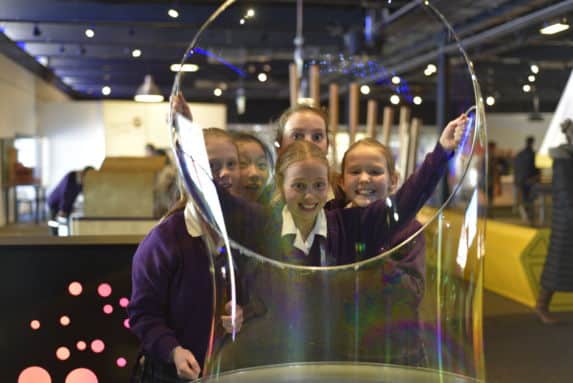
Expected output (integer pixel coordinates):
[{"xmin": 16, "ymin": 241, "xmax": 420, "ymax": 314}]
[{"xmin": 1, "ymin": 244, "xmax": 138, "ymax": 382}]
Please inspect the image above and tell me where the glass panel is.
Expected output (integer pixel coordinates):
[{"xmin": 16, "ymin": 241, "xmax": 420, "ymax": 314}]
[{"xmin": 168, "ymin": 1, "xmax": 487, "ymax": 382}]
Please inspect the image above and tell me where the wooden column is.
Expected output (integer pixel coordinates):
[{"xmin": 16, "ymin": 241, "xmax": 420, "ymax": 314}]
[
  {"xmin": 381, "ymin": 106, "xmax": 394, "ymax": 145},
  {"xmin": 397, "ymin": 106, "xmax": 411, "ymax": 184},
  {"xmin": 406, "ymin": 118, "xmax": 422, "ymax": 178},
  {"xmin": 366, "ymin": 99, "xmax": 379, "ymax": 138},
  {"xmin": 310, "ymin": 64, "xmax": 320, "ymax": 107},
  {"xmin": 289, "ymin": 63, "xmax": 299, "ymax": 107},
  {"xmin": 348, "ymin": 83, "xmax": 359, "ymax": 145},
  {"xmin": 329, "ymin": 83, "xmax": 339, "ymax": 165}
]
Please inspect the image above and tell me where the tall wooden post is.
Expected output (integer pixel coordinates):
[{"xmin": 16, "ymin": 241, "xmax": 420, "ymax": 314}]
[
  {"xmin": 329, "ymin": 83, "xmax": 339, "ymax": 165},
  {"xmin": 349, "ymin": 83, "xmax": 359, "ymax": 145},
  {"xmin": 407, "ymin": 118, "xmax": 422, "ymax": 178},
  {"xmin": 397, "ymin": 106, "xmax": 411, "ymax": 184},
  {"xmin": 310, "ymin": 64, "xmax": 320, "ymax": 107},
  {"xmin": 381, "ymin": 106, "xmax": 394, "ymax": 145},
  {"xmin": 366, "ymin": 100, "xmax": 379, "ymax": 138},
  {"xmin": 289, "ymin": 63, "xmax": 299, "ymax": 107}
]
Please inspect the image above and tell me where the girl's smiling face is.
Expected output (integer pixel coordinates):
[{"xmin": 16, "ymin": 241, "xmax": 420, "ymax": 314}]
[
  {"xmin": 342, "ymin": 144, "xmax": 397, "ymax": 207},
  {"xmin": 282, "ymin": 158, "xmax": 329, "ymax": 228},
  {"xmin": 237, "ymin": 140, "xmax": 270, "ymax": 201},
  {"xmin": 206, "ymin": 136, "xmax": 240, "ymax": 196}
]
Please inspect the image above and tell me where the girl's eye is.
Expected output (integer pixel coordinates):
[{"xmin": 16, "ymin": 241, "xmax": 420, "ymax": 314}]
[
  {"xmin": 315, "ymin": 181, "xmax": 326, "ymax": 190},
  {"xmin": 292, "ymin": 132, "xmax": 305, "ymax": 140},
  {"xmin": 349, "ymin": 169, "xmax": 361, "ymax": 175},
  {"xmin": 369, "ymin": 169, "xmax": 383, "ymax": 176},
  {"xmin": 257, "ymin": 162, "xmax": 268, "ymax": 171},
  {"xmin": 293, "ymin": 182, "xmax": 306, "ymax": 191},
  {"xmin": 227, "ymin": 160, "xmax": 237, "ymax": 169},
  {"xmin": 312, "ymin": 133, "xmax": 324, "ymax": 142}
]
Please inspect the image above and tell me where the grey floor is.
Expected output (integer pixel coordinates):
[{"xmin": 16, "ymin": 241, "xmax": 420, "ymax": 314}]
[{"xmin": 483, "ymin": 291, "xmax": 573, "ymax": 383}]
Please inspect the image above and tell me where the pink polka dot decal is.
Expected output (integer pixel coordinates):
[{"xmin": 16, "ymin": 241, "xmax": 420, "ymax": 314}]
[
  {"xmin": 18, "ymin": 366, "xmax": 52, "ymax": 383},
  {"xmin": 116, "ymin": 357, "xmax": 127, "ymax": 368},
  {"xmin": 60, "ymin": 316, "xmax": 71, "ymax": 326},
  {"xmin": 90, "ymin": 339, "xmax": 105, "ymax": 353},
  {"xmin": 68, "ymin": 282, "xmax": 83, "ymax": 296},
  {"xmin": 119, "ymin": 297, "xmax": 129, "ymax": 308},
  {"xmin": 64, "ymin": 368, "xmax": 98, "ymax": 383},
  {"xmin": 103, "ymin": 304, "xmax": 113, "ymax": 315},
  {"xmin": 97, "ymin": 283, "xmax": 112, "ymax": 298},
  {"xmin": 30, "ymin": 320, "xmax": 41, "ymax": 330},
  {"xmin": 123, "ymin": 318, "xmax": 130, "ymax": 329},
  {"xmin": 76, "ymin": 341, "xmax": 87, "ymax": 351},
  {"xmin": 56, "ymin": 346, "xmax": 71, "ymax": 361}
]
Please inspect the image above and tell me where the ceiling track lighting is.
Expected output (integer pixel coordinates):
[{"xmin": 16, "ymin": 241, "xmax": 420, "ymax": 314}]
[{"xmin": 134, "ymin": 74, "xmax": 164, "ymax": 103}]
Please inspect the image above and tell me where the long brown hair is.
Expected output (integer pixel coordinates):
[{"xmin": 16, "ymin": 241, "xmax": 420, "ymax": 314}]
[{"xmin": 271, "ymin": 140, "xmax": 330, "ymax": 205}]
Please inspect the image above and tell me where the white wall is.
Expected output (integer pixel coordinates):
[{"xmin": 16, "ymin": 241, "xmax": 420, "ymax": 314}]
[
  {"xmin": 37, "ymin": 102, "xmax": 106, "ymax": 193},
  {"xmin": 486, "ymin": 113, "xmax": 553, "ymax": 152}
]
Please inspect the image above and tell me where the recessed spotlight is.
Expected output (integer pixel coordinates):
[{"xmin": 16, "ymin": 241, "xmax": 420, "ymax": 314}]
[
  {"xmin": 168, "ymin": 8, "xmax": 179, "ymax": 18},
  {"xmin": 413, "ymin": 96, "xmax": 423, "ymax": 105},
  {"xmin": 486, "ymin": 96, "xmax": 495, "ymax": 106},
  {"xmin": 391, "ymin": 76, "xmax": 401, "ymax": 85},
  {"xmin": 246, "ymin": 9, "xmax": 255, "ymax": 18},
  {"xmin": 240, "ymin": 18, "xmax": 245, "ymax": 25},
  {"xmin": 522, "ymin": 84, "xmax": 531, "ymax": 93},
  {"xmin": 360, "ymin": 85, "xmax": 371, "ymax": 95},
  {"xmin": 102, "ymin": 86, "xmax": 111, "ymax": 96},
  {"xmin": 390, "ymin": 95, "xmax": 400, "ymax": 105},
  {"xmin": 530, "ymin": 64, "xmax": 539, "ymax": 74},
  {"xmin": 528, "ymin": 75, "xmax": 536, "ymax": 82},
  {"xmin": 257, "ymin": 72, "xmax": 268, "ymax": 82},
  {"xmin": 85, "ymin": 29, "xmax": 95, "ymax": 38},
  {"xmin": 132, "ymin": 49, "xmax": 142, "ymax": 58},
  {"xmin": 170, "ymin": 63, "xmax": 199, "ymax": 72},
  {"xmin": 214, "ymin": 88, "xmax": 223, "ymax": 97}
]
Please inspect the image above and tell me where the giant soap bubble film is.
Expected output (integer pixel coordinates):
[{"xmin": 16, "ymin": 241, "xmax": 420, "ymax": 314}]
[{"xmin": 169, "ymin": 0, "xmax": 487, "ymax": 382}]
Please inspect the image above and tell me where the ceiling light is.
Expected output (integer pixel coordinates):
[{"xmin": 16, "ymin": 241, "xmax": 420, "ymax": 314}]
[
  {"xmin": 530, "ymin": 64, "xmax": 539, "ymax": 74},
  {"xmin": 170, "ymin": 63, "xmax": 199, "ymax": 72},
  {"xmin": 132, "ymin": 49, "xmax": 142, "ymax": 58},
  {"xmin": 413, "ymin": 96, "xmax": 423, "ymax": 105},
  {"xmin": 390, "ymin": 95, "xmax": 400, "ymax": 105},
  {"xmin": 528, "ymin": 75, "xmax": 536, "ymax": 82},
  {"xmin": 246, "ymin": 9, "xmax": 255, "ymax": 18},
  {"xmin": 486, "ymin": 96, "xmax": 495, "ymax": 106},
  {"xmin": 360, "ymin": 85, "xmax": 371, "ymax": 95},
  {"xmin": 240, "ymin": 18, "xmax": 246, "ymax": 25},
  {"xmin": 134, "ymin": 74, "xmax": 164, "ymax": 103},
  {"xmin": 101, "ymin": 86, "xmax": 111, "ymax": 96},
  {"xmin": 522, "ymin": 84, "xmax": 531, "ymax": 93},
  {"xmin": 168, "ymin": 8, "xmax": 179, "ymax": 18},
  {"xmin": 85, "ymin": 29, "xmax": 95, "ymax": 38},
  {"xmin": 263, "ymin": 64, "xmax": 271, "ymax": 72},
  {"xmin": 214, "ymin": 88, "xmax": 223, "ymax": 97},
  {"xmin": 391, "ymin": 76, "xmax": 401, "ymax": 85},
  {"xmin": 257, "ymin": 72, "xmax": 268, "ymax": 82},
  {"xmin": 540, "ymin": 21, "xmax": 570, "ymax": 35}
]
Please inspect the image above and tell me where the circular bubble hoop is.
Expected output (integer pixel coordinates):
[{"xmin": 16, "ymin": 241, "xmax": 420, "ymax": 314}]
[{"xmin": 169, "ymin": 1, "xmax": 488, "ymax": 382}]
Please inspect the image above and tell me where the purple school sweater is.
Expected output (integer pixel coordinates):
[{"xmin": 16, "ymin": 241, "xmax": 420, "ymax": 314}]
[
  {"xmin": 47, "ymin": 171, "xmax": 82, "ymax": 216},
  {"xmin": 128, "ymin": 211, "xmax": 213, "ymax": 366}
]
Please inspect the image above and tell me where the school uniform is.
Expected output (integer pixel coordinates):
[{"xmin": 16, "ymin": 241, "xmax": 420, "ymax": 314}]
[
  {"xmin": 47, "ymin": 171, "xmax": 82, "ymax": 217},
  {"xmin": 128, "ymin": 206, "xmax": 212, "ymax": 382}
]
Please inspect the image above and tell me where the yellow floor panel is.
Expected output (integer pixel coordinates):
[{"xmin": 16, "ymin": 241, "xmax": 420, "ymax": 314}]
[{"xmin": 418, "ymin": 207, "xmax": 573, "ymax": 311}]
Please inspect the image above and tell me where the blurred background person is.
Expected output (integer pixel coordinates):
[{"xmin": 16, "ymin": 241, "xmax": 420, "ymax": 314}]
[{"xmin": 513, "ymin": 136, "xmax": 540, "ymax": 224}]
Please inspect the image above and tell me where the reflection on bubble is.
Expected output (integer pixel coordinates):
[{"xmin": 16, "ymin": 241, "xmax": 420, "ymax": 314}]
[
  {"xmin": 116, "ymin": 357, "xmax": 127, "ymax": 368},
  {"xmin": 118, "ymin": 297, "xmax": 129, "ymax": 308},
  {"xmin": 123, "ymin": 318, "xmax": 130, "ymax": 329},
  {"xmin": 17, "ymin": 366, "xmax": 51, "ymax": 383},
  {"xmin": 103, "ymin": 304, "xmax": 113, "ymax": 315}
]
